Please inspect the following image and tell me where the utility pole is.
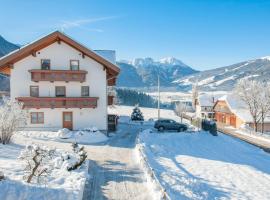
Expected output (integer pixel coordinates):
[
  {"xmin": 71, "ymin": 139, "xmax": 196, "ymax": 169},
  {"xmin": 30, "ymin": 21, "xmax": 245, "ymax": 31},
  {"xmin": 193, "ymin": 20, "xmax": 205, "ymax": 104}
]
[{"xmin": 158, "ymin": 75, "xmax": 160, "ymax": 120}]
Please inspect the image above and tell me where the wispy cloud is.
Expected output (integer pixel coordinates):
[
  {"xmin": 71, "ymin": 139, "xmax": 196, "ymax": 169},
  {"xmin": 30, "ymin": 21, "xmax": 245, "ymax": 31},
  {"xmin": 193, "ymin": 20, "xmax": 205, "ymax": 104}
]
[{"xmin": 57, "ymin": 16, "xmax": 118, "ymax": 32}]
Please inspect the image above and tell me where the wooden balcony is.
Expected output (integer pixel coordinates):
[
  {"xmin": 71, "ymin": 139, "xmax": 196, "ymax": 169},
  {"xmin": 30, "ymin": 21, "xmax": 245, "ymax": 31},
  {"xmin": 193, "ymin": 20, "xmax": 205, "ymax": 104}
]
[
  {"xmin": 16, "ymin": 97, "xmax": 98, "ymax": 109},
  {"xmin": 29, "ymin": 70, "xmax": 87, "ymax": 82}
]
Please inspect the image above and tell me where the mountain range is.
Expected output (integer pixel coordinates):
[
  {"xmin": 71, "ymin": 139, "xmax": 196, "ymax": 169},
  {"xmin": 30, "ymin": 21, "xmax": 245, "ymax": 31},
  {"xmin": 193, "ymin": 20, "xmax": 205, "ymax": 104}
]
[
  {"xmin": 0, "ymin": 35, "xmax": 20, "ymax": 91},
  {"xmin": 117, "ymin": 57, "xmax": 198, "ymax": 88},
  {"xmin": 0, "ymin": 35, "xmax": 19, "ymax": 57},
  {"xmin": 0, "ymin": 35, "xmax": 269, "ymax": 92},
  {"xmin": 174, "ymin": 57, "xmax": 270, "ymax": 91}
]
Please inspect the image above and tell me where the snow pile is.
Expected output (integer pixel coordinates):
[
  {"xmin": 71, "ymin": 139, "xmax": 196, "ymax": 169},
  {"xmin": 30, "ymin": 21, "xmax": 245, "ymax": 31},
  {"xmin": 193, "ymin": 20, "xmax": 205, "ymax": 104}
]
[
  {"xmin": 17, "ymin": 127, "xmax": 108, "ymax": 144},
  {"xmin": 0, "ymin": 143, "xmax": 88, "ymax": 200},
  {"xmin": 57, "ymin": 128, "xmax": 72, "ymax": 139},
  {"xmin": 138, "ymin": 129, "xmax": 270, "ymax": 200},
  {"xmin": 73, "ymin": 129, "xmax": 108, "ymax": 144}
]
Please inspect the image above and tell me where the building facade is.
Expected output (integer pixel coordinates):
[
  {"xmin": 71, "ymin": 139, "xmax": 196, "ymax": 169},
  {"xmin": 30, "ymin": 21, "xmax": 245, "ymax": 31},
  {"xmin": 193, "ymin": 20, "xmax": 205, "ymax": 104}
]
[
  {"xmin": 0, "ymin": 31, "xmax": 120, "ymax": 131},
  {"xmin": 194, "ymin": 94, "xmax": 222, "ymax": 120},
  {"xmin": 214, "ymin": 95, "xmax": 270, "ymax": 132}
]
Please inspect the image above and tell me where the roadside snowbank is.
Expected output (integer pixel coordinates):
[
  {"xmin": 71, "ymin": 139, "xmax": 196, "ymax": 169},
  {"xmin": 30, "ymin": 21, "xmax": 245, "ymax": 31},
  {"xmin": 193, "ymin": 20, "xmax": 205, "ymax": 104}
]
[
  {"xmin": 138, "ymin": 129, "xmax": 270, "ymax": 200},
  {"xmin": 17, "ymin": 127, "xmax": 108, "ymax": 144},
  {"xmin": 136, "ymin": 129, "xmax": 169, "ymax": 200},
  {"xmin": 0, "ymin": 143, "xmax": 89, "ymax": 200}
]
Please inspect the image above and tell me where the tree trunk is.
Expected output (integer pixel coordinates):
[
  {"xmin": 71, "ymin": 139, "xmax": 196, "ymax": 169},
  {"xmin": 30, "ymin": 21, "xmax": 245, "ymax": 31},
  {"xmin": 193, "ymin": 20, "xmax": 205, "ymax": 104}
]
[
  {"xmin": 262, "ymin": 116, "xmax": 265, "ymax": 134},
  {"xmin": 254, "ymin": 121, "xmax": 258, "ymax": 132}
]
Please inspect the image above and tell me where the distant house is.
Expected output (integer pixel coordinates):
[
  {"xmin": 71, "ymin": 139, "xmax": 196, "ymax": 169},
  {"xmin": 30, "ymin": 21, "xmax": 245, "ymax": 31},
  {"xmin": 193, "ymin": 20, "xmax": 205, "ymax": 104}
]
[
  {"xmin": 0, "ymin": 31, "xmax": 120, "ymax": 131},
  {"xmin": 214, "ymin": 94, "xmax": 270, "ymax": 132},
  {"xmin": 0, "ymin": 91, "xmax": 9, "ymax": 98},
  {"xmin": 195, "ymin": 94, "xmax": 222, "ymax": 120}
]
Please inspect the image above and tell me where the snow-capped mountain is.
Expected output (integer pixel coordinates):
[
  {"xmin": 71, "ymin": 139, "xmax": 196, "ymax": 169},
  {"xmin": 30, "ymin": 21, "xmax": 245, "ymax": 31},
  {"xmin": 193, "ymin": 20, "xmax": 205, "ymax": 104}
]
[
  {"xmin": 174, "ymin": 57, "xmax": 270, "ymax": 91},
  {"xmin": 0, "ymin": 35, "xmax": 19, "ymax": 58},
  {"xmin": 117, "ymin": 57, "xmax": 198, "ymax": 88},
  {"xmin": 0, "ymin": 34, "xmax": 269, "ymax": 92},
  {"xmin": 0, "ymin": 36, "xmax": 19, "ymax": 91}
]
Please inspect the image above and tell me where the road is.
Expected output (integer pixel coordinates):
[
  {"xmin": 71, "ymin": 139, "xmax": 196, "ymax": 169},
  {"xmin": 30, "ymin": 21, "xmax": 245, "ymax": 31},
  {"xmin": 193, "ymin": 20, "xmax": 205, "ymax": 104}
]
[
  {"xmin": 217, "ymin": 123, "xmax": 270, "ymax": 152},
  {"xmin": 82, "ymin": 123, "xmax": 155, "ymax": 200}
]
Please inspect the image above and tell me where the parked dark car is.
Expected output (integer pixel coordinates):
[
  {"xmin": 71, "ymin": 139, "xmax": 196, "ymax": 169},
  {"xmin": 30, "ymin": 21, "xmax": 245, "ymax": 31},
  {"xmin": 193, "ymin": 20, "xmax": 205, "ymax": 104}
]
[{"xmin": 154, "ymin": 119, "xmax": 188, "ymax": 132}]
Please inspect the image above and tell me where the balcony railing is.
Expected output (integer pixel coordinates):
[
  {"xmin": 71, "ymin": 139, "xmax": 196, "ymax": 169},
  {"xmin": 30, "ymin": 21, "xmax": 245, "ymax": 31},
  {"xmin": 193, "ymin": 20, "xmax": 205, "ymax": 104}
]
[
  {"xmin": 16, "ymin": 97, "xmax": 98, "ymax": 109},
  {"xmin": 29, "ymin": 70, "xmax": 87, "ymax": 82}
]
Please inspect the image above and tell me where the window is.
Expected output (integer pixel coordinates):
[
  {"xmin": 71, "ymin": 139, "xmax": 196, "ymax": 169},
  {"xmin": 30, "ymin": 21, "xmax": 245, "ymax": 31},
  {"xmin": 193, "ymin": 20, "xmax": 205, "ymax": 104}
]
[
  {"xmin": 41, "ymin": 59, "xmax": 50, "ymax": 70},
  {"xmin": 30, "ymin": 112, "xmax": 44, "ymax": 124},
  {"xmin": 81, "ymin": 86, "xmax": 89, "ymax": 97},
  {"xmin": 70, "ymin": 60, "xmax": 79, "ymax": 70},
  {"xmin": 55, "ymin": 86, "xmax": 66, "ymax": 97},
  {"xmin": 30, "ymin": 86, "xmax": 39, "ymax": 97}
]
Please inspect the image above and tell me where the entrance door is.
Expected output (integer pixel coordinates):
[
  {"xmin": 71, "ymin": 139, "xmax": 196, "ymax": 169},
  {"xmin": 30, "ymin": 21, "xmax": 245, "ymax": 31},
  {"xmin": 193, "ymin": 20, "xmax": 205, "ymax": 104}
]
[
  {"xmin": 230, "ymin": 115, "xmax": 236, "ymax": 128},
  {"xmin": 63, "ymin": 112, "xmax": 73, "ymax": 130}
]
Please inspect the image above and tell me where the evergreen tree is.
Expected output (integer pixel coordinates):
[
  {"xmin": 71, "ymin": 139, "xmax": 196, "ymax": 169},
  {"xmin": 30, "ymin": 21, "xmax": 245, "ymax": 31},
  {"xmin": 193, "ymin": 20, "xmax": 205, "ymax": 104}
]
[
  {"xmin": 116, "ymin": 88, "xmax": 157, "ymax": 108},
  {"xmin": 131, "ymin": 105, "xmax": 144, "ymax": 121}
]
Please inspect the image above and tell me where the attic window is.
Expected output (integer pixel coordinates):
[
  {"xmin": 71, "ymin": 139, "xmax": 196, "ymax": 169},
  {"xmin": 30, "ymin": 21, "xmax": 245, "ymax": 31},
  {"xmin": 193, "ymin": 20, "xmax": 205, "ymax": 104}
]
[
  {"xmin": 70, "ymin": 60, "xmax": 79, "ymax": 70},
  {"xmin": 41, "ymin": 59, "xmax": 50, "ymax": 70}
]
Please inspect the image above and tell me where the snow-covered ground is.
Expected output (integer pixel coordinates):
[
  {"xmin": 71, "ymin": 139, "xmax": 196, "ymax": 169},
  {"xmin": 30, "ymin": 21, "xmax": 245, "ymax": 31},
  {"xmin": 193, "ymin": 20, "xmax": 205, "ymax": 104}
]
[
  {"xmin": 0, "ymin": 127, "xmax": 106, "ymax": 200},
  {"xmin": 0, "ymin": 142, "xmax": 88, "ymax": 200},
  {"xmin": 16, "ymin": 128, "xmax": 108, "ymax": 145},
  {"xmin": 138, "ymin": 129, "xmax": 270, "ymax": 200}
]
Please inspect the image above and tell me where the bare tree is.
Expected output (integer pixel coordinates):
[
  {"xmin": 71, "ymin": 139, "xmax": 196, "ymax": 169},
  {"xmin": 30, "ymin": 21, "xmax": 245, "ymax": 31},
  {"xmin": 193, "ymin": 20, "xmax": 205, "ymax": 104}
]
[
  {"xmin": 192, "ymin": 82, "xmax": 199, "ymax": 109},
  {"xmin": 257, "ymin": 82, "xmax": 270, "ymax": 133},
  {"xmin": 0, "ymin": 98, "xmax": 28, "ymax": 144},
  {"xmin": 19, "ymin": 144, "xmax": 55, "ymax": 184},
  {"xmin": 175, "ymin": 102, "xmax": 187, "ymax": 123},
  {"xmin": 235, "ymin": 79, "xmax": 262, "ymax": 132}
]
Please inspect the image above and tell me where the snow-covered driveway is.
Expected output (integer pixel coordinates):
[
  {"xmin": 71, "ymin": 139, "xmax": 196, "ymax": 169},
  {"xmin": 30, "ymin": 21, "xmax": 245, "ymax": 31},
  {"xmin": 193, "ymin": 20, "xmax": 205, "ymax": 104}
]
[{"xmin": 82, "ymin": 123, "xmax": 156, "ymax": 200}]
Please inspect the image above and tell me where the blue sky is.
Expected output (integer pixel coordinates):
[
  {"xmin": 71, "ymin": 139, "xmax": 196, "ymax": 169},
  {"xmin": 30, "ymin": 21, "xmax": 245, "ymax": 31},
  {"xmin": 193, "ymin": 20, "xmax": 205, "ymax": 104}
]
[{"xmin": 1, "ymin": 0, "xmax": 270, "ymax": 70}]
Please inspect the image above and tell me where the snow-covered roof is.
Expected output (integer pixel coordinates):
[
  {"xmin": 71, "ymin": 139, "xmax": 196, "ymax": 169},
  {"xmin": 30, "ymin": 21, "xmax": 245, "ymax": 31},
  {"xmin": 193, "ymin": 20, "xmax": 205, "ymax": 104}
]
[
  {"xmin": 198, "ymin": 94, "xmax": 223, "ymax": 107},
  {"xmin": 0, "ymin": 31, "xmax": 120, "ymax": 76},
  {"xmin": 94, "ymin": 50, "xmax": 116, "ymax": 64},
  {"xmin": 218, "ymin": 94, "xmax": 270, "ymax": 123}
]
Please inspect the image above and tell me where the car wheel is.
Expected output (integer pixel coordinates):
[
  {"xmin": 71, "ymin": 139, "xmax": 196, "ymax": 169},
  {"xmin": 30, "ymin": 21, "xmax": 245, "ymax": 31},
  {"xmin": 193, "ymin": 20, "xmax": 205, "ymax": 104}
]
[
  {"xmin": 158, "ymin": 126, "xmax": 164, "ymax": 132},
  {"xmin": 178, "ymin": 127, "xmax": 183, "ymax": 132}
]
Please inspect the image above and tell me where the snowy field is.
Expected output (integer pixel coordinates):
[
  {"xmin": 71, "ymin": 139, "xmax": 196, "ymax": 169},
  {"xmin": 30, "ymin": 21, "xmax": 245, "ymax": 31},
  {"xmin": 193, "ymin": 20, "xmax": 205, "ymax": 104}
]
[
  {"xmin": 147, "ymin": 91, "xmax": 191, "ymax": 103},
  {"xmin": 109, "ymin": 105, "xmax": 185, "ymax": 123},
  {"xmin": 138, "ymin": 129, "xmax": 270, "ymax": 200}
]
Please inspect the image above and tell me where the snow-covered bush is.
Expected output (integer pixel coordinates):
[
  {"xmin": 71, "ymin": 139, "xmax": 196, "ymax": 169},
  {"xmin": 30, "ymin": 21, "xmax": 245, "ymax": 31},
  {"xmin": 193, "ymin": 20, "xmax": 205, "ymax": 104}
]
[
  {"xmin": 0, "ymin": 171, "xmax": 4, "ymax": 181},
  {"xmin": 0, "ymin": 98, "xmax": 27, "ymax": 144},
  {"xmin": 131, "ymin": 105, "xmax": 144, "ymax": 121},
  {"xmin": 202, "ymin": 120, "xmax": 218, "ymax": 136},
  {"xmin": 19, "ymin": 144, "xmax": 55, "ymax": 184},
  {"xmin": 67, "ymin": 142, "xmax": 87, "ymax": 171}
]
